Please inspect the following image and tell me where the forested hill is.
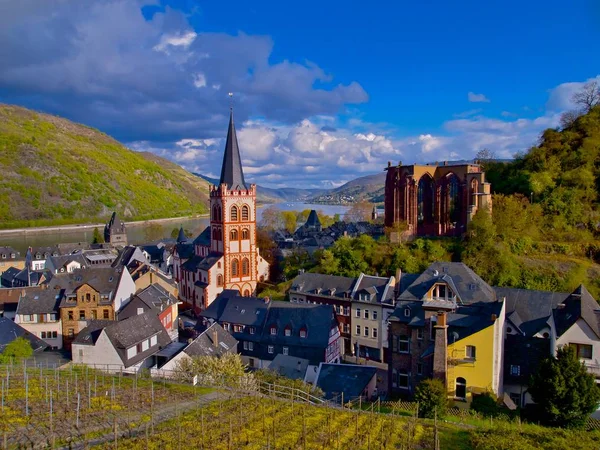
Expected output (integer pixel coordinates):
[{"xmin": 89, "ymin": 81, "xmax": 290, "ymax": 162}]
[
  {"xmin": 0, "ymin": 105, "xmax": 210, "ymax": 228},
  {"xmin": 485, "ymin": 105, "xmax": 600, "ymax": 231}
]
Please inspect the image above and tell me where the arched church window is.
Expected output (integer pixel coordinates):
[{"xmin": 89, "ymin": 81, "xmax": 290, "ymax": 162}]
[
  {"xmin": 242, "ymin": 257, "xmax": 250, "ymax": 276},
  {"xmin": 230, "ymin": 229, "xmax": 238, "ymax": 240},
  {"xmin": 242, "ymin": 228, "xmax": 249, "ymax": 240},
  {"xmin": 243, "ymin": 289, "xmax": 250, "ymax": 297},
  {"xmin": 231, "ymin": 259, "xmax": 239, "ymax": 277},
  {"xmin": 231, "ymin": 206, "xmax": 239, "ymax": 221},
  {"xmin": 217, "ymin": 205, "xmax": 222, "ymax": 222},
  {"xmin": 217, "ymin": 274, "xmax": 223, "ymax": 287},
  {"xmin": 212, "ymin": 205, "xmax": 218, "ymax": 221},
  {"xmin": 241, "ymin": 205, "xmax": 250, "ymax": 221}
]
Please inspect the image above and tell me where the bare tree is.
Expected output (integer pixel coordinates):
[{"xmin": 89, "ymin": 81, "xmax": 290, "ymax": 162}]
[
  {"xmin": 475, "ymin": 148, "xmax": 496, "ymax": 171},
  {"xmin": 572, "ymin": 81, "xmax": 600, "ymax": 112},
  {"xmin": 559, "ymin": 110, "xmax": 579, "ymax": 129}
]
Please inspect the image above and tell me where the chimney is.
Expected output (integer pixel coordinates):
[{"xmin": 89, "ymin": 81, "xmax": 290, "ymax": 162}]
[
  {"xmin": 491, "ymin": 314, "xmax": 497, "ymax": 321},
  {"xmin": 21, "ymin": 289, "xmax": 26, "ymax": 297},
  {"xmin": 387, "ymin": 161, "xmax": 391, "ymax": 167},
  {"xmin": 212, "ymin": 325, "xmax": 218, "ymax": 348},
  {"xmin": 433, "ymin": 312, "xmax": 448, "ymax": 386},
  {"xmin": 395, "ymin": 268, "xmax": 402, "ymax": 285}
]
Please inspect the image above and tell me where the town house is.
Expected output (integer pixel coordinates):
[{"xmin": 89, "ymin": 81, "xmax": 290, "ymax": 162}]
[{"xmin": 14, "ymin": 286, "xmax": 64, "ymax": 349}]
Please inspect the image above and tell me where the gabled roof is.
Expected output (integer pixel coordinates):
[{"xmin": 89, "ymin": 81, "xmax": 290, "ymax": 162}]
[
  {"xmin": 53, "ymin": 267, "xmax": 124, "ymax": 305},
  {"xmin": 399, "ymin": 262, "xmax": 496, "ymax": 305},
  {"xmin": 202, "ymin": 294, "xmax": 269, "ymax": 327},
  {"xmin": 16, "ymin": 287, "xmax": 63, "ymax": 314},
  {"xmin": 193, "ymin": 227, "xmax": 211, "ymax": 247},
  {"xmin": 315, "ymin": 363, "xmax": 377, "ymax": 400},
  {"xmin": 183, "ymin": 323, "xmax": 237, "ymax": 358},
  {"xmin": 218, "ymin": 110, "xmax": 247, "ymax": 190},
  {"xmin": 0, "ymin": 317, "xmax": 48, "ymax": 353},
  {"xmin": 553, "ymin": 284, "xmax": 600, "ymax": 338},
  {"xmin": 290, "ymin": 272, "xmax": 356, "ymax": 299},
  {"xmin": 352, "ymin": 274, "xmax": 395, "ymax": 305},
  {"xmin": 48, "ymin": 254, "xmax": 87, "ymax": 271},
  {"xmin": 269, "ymin": 354, "xmax": 309, "ymax": 380},
  {"xmin": 133, "ymin": 284, "xmax": 177, "ymax": 311},
  {"xmin": 72, "ymin": 320, "xmax": 114, "ymax": 345},
  {"xmin": 0, "ymin": 247, "xmax": 21, "ymax": 259},
  {"xmin": 182, "ymin": 253, "xmax": 223, "ymax": 272}
]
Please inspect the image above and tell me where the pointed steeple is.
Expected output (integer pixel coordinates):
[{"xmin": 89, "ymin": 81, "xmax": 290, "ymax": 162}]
[
  {"xmin": 219, "ymin": 109, "xmax": 247, "ymax": 190},
  {"xmin": 177, "ymin": 226, "xmax": 186, "ymax": 243}
]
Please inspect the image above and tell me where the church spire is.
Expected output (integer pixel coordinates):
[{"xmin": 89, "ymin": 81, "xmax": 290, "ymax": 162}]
[{"xmin": 219, "ymin": 105, "xmax": 247, "ymax": 190}]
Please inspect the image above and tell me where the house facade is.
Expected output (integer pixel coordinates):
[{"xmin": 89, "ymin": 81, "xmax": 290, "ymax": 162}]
[
  {"xmin": 178, "ymin": 110, "xmax": 269, "ymax": 313},
  {"xmin": 0, "ymin": 247, "xmax": 24, "ymax": 274},
  {"xmin": 14, "ymin": 286, "xmax": 63, "ymax": 350}
]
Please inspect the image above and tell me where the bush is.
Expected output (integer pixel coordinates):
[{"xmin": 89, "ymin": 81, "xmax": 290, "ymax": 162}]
[
  {"xmin": 471, "ymin": 392, "xmax": 500, "ymax": 417},
  {"xmin": 414, "ymin": 378, "xmax": 448, "ymax": 419}
]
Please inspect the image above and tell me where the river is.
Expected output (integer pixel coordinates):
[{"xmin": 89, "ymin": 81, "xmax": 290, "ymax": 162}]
[{"xmin": 0, "ymin": 203, "xmax": 352, "ymax": 254}]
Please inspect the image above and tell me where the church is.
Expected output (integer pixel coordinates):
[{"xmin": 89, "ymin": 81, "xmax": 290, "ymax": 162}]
[{"xmin": 176, "ymin": 109, "xmax": 270, "ymax": 314}]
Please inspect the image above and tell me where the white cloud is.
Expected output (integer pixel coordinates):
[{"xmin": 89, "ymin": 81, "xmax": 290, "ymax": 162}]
[
  {"xmin": 193, "ymin": 73, "xmax": 207, "ymax": 88},
  {"xmin": 546, "ymin": 75, "xmax": 600, "ymax": 111},
  {"xmin": 153, "ymin": 31, "xmax": 197, "ymax": 53},
  {"xmin": 468, "ymin": 92, "xmax": 491, "ymax": 103}
]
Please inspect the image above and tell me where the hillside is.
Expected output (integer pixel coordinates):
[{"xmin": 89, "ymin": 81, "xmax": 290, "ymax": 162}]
[
  {"xmin": 195, "ymin": 173, "xmax": 325, "ymax": 203},
  {"xmin": 309, "ymin": 171, "xmax": 386, "ymax": 204},
  {"xmin": 0, "ymin": 105, "xmax": 210, "ymax": 227}
]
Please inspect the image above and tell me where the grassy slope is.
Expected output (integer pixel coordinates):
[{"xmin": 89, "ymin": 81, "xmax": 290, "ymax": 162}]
[{"xmin": 0, "ymin": 104, "xmax": 209, "ymax": 228}]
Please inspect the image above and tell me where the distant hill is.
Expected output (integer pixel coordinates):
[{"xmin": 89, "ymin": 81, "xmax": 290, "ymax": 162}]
[
  {"xmin": 309, "ymin": 172, "xmax": 386, "ymax": 204},
  {"xmin": 195, "ymin": 173, "xmax": 326, "ymax": 204},
  {"xmin": 0, "ymin": 104, "xmax": 210, "ymax": 227}
]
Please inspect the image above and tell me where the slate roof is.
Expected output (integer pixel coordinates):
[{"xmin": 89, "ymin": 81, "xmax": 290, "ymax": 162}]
[
  {"xmin": 495, "ymin": 286, "xmax": 566, "ymax": 337},
  {"xmin": 503, "ymin": 334, "xmax": 550, "ymax": 385},
  {"xmin": 182, "ymin": 253, "xmax": 223, "ymax": 272},
  {"xmin": 202, "ymin": 295, "xmax": 269, "ymax": 328},
  {"xmin": 53, "ymin": 267, "xmax": 124, "ymax": 306},
  {"xmin": 353, "ymin": 274, "xmax": 394, "ymax": 305},
  {"xmin": 315, "ymin": 363, "xmax": 377, "ymax": 400},
  {"xmin": 31, "ymin": 246, "xmax": 59, "ymax": 259},
  {"xmin": 175, "ymin": 242, "xmax": 195, "ymax": 260},
  {"xmin": 16, "ymin": 287, "xmax": 63, "ymax": 315},
  {"xmin": 184, "ymin": 323, "xmax": 238, "ymax": 358},
  {"xmin": 0, "ymin": 317, "xmax": 48, "ymax": 353},
  {"xmin": 177, "ymin": 227, "xmax": 187, "ymax": 243},
  {"xmin": 48, "ymin": 254, "xmax": 88, "ymax": 271},
  {"xmin": 105, "ymin": 212, "xmax": 126, "ymax": 234},
  {"xmin": 219, "ymin": 110, "xmax": 247, "ymax": 190},
  {"xmin": 193, "ymin": 227, "xmax": 211, "ymax": 247},
  {"xmin": 134, "ymin": 284, "xmax": 177, "ymax": 311},
  {"xmin": 72, "ymin": 320, "xmax": 114, "ymax": 345},
  {"xmin": 1, "ymin": 267, "xmax": 21, "ymax": 286},
  {"xmin": 553, "ymin": 284, "xmax": 600, "ymax": 338},
  {"xmin": 141, "ymin": 245, "xmax": 165, "ymax": 263},
  {"xmin": 269, "ymin": 354, "xmax": 309, "ymax": 380},
  {"xmin": 305, "ymin": 210, "xmax": 321, "ymax": 228},
  {"xmin": 0, "ymin": 247, "xmax": 20, "ymax": 259},
  {"xmin": 290, "ymin": 272, "xmax": 356, "ymax": 299},
  {"xmin": 399, "ymin": 262, "xmax": 496, "ymax": 305}
]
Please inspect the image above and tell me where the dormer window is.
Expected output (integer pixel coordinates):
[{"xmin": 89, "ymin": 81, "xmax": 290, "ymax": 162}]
[
  {"xmin": 300, "ymin": 328, "xmax": 307, "ymax": 338},
  {"xmin": 284, "ymin": 326, "xmax": 291, "ymax": 337},
  {"xmin": 404, "ymin": 308, "xmax": 410, "ymax": 317},
  {"xmin": 270, "ymin": 326, "xmax": 277, "ymax": 335}
]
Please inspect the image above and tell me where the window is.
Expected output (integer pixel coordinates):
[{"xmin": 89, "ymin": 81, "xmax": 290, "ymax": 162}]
[
  {"xmin": 103, "ymin": 309, "xmax": 109, "ymax": 319},
  {"xmin": 231, "ymin": 259, "xmax": 239, "ymax": 277},
  {"xmin": 284, "ymin": 327, "xmax": 291, "ymax": 337},
  {"xmin": 51, "ymin": 331, "xmax": 57, "ymax": 339},
  {"xmin": 91, "ymin": 310, "xmax": 97, "ymax": 319},
  {"xmin": 283, "ymin": 347, "xmax": 289, "ymax": 356},
  {"xmin": 242, "ymin": 228, "xmax": 249, "ymax": 240},
  {"xmin": 249, "ymin": 327, "xmax": 255, "ymax": 335},
  {"xmin": 127, "ymin": 347, "xmax": 136, "ymax": 359},
  {"xmin": 243, "ymin": 289, "xmax": 250, "ymax": 297},
  {"xmin": 270, "ymin": 326, "xmax": 277, "ymax": 335},
  {"xmin": 68, "ymin": 311, "xmax": 74, "ymax": 320},
  {"xmin": 417, "ymin": 363, "xmax": 423, "ymax": 375},
  {"xmin": 466, "ymin": 345, "xmax": 476, "ymax": 359},
  {"xmin": 372, "ymin": 310, "xmax": 377, "ymax": 320},
  {"xmin": 242, "ymin": 258, "xmax": 250, "ymax": 276},
  {"xmin": 223, "ymin": 323, "xmax": 230, "ymax": 331},
  {"xmin": 85, "ymin": 293, "xmax": 91, "ymax": 302},
  {"xmin": 231, "ymin": 206, "xmax": 239, "ymax": 221},
  {"xmin": 248, "ymin": 342, "xmax": 254, "ymax": 351},
  {"xmin": 212, "ymin": 205, "xmax": 218, "ymax": 221},
  {"xmin": 343, "ymin": 323, "xmax": 350, "ymax": 334},
  {"xmin": 372, "ymin": 328, "xmax": 378, "ymax": 338},
  {"xmin": 268, "ymin": 345, "xmax": 274, "ymax": 354},
  {"xmin": 300, "ymin": 329, "xmax": 307, "ymax": 338},
  {"xmin": 398, "ymin": 335, "xmax": 409, "ymax": 353},
  {"xmin": 404, "ymin": 308, "xmax": 410, "ymax": 317},
  {"xmin": 23, "ymin": 314, "xmax": 34, "ymax": 322},
  {"xmin": 398, "ymin": 371, "xmax": 409, "ymax": 389},
  {"xmin": 241, "ymin": 205, "xmax": 250, "ymax": 221},
  {"xmin": 510, "ymin": 365, "xmax": 520, "ymax": 376},
  {"xmin": 68, "ymin": 328, "xmax": 74, "ymax": 337},
  {"xmin": 41, "ymin": 331, "xmax": 47, "ymax": 339},
  {"xmin": 364, "ymin": 310, "xmax": 369, "ymax": 320},
  {"xmin": 217, "ymin": 274, "xmax": 223, "ymax": 287},
  {"xmin": 343, "ymin": 306, "xmax": 350, "ymax": 316},
  {"xmin": 417, "ymin": 328, "xmax": 424, "ymax": 340},
  {"xmin": 230, "ymin": 229, "xmax": 238, "ymax": 240},
  {"xmin": 150, "ymin": 335, "xmax": 158, "ymax": 346},
  {"xmin": 571, "ymin": 343, "xmax": 593, "ymax": 359},
  {"xmin": 79, "ymin": 310, "xmax": 85, "ymax": 320},
  {"xmin": 455, "ymin": 377, "xmax": 467, "ymax": 400},
  {"xmin": 356, "ymin": 325, "xmax": 361, "ymax": 335},
  {"xmin": 234, "ymin": 325, "xmax": 242, "ymax": 333},
  {"xmin": 355, "ymin": 308, "xmax": 361, "ymax": 318},
  {"xmin": 243, "ymin": 341, "xmax": 248, "ymax": 350}
]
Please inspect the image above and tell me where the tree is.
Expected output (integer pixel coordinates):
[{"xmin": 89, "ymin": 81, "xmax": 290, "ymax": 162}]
[
  {"xmin": 470, "ymin": 392, "xmax": 500, "ymax": 417},
  {"xmin": 572, "ymin": 80, "xmax": 600, "ymax": 113},
  {"xmin": 0, "ymin": 337, "xmax": 33, "ymax": 363},
  {"xmin": 344, "ymin": 201, "xmax": 372, "ymax": 223},
  {"xmin": 92, "ymin": 227, "xmax": 105, "ymax": 244},
  {"xmin": 260, "ymin": 205, "xmax": 284, "ymax": 231},
  {"xmin": 529, "ymin": 345, "xmax": 600, "ymax": 428},
  {"xmin": 414, "ymin": 378, "xmax": 448, "ymax": 419},
  {"xmin": 173, "ymin": 353, "xmax": 257, "ymax": 390},
  {"xmin": 475, "ymin": 148, "xmax": 497, "ymax": 171},
  {"xmin": 281, "ymin": 211, "xmax": 298, "ymax": 234}
]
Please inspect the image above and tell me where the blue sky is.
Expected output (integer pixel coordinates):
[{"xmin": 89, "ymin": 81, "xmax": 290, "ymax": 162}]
[{"xmin": 1, "ymin": 0, "xmax": 599, "ymax": 188}]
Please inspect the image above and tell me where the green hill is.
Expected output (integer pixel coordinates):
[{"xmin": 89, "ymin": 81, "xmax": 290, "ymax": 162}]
[{"xmin": 0, "ymin": 104, "xmax": 210, "ymax": 228}]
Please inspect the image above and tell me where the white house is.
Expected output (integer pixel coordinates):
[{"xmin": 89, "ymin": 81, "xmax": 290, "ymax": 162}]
[{"xmin": 14, "ymin": 286, "xmax": 63, "ymax": 350}]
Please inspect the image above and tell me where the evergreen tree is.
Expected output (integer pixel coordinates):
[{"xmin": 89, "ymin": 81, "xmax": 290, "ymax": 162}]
[
  {"xmin": 529, "ymin": 345, "xmax": 600, "ymax": 428},
  {"xmin": 414, "ymin": 378, "xmax": 448, "ymax": 419},
  {"xmin": 92, "ymin": 227, "xmax": 105, "ymax": 244}
]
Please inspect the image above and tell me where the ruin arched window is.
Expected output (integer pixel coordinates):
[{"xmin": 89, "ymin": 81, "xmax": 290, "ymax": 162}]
[
  {"xmin": 417, "ymin": 174, "xmax": 435, "ymax": 226},
  {"xmin": 241, "ymin": 204, "xmax": 250, "ymax": 221},
  {"xmin": 231, "ymin": 259, "xmax": 239, "ymax": 277},
  {"xmin": 446, "ymin": 173, "xmax": 461, "ymax": 224},
  {"xmin": 231, "ymin": 206, "xmax": 239, "ymax": 221},
  {"xmin": 242, "ymin": 228, "xmax": 249, "ymax": 240},
  {"xmin": 230, "ymin": 229, "xmax": 238, "ymax": 240},
  {"xmin": 470, "ymin": 178, "xmax": 479, "ymax": 207},
  {"xmin": 242, "ymin": 257, "xmax": 250, "ymax": 276}
]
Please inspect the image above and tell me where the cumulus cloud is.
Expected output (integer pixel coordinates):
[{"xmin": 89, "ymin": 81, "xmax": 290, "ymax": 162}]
[
  {"xmin": 468, "ymin": 92, "xmax": 490, "ymax": 103},
  {"xmin": 546, "ymin": 75, "xmax": 600, "ymax": 111}
]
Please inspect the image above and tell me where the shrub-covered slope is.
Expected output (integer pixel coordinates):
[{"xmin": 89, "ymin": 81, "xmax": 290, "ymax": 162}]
[{"xmin": 0, "ymin": 104, "xmax": 209, "ymax": 227}]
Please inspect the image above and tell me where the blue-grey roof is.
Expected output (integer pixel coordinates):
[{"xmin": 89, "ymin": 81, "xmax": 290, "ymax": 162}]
[
  {"xmin": 290, "ymin": 272, "xmax": 357, "ymax": 299},
  {"xmin": 193, "ymin": 227, "xmax": 211, "ymax": 247},
  {"xmin": 553, "ymin": 284, "xmax": 600, "ymax": 338},
  {"xmin": 269, "ymin": 354, "xmax": 309, "ymax": 380},
  {"xmin": 184, "ymin": 323, "xmax": 237, "ymax": 358},
  {"xmin": 218, "ymin": 110, "xmax": 247, "ymax": 190},
  {"xmin": 177, "ymin": 227, "xmax": 187, "ymax": 243},
  {"xmin": 175, "ymin": 242, "xmax": 194, "ymax": 259},
  {"xmin": 16, "ymin": 287, "xmax": 63, "ymax": 314},
  {"xmin": 0, "ymin": 317, "xmax": 48, "ymax": 353},
  {"xmin": 305, "ymin": 210, "xmax": 321, "ymax": 227},
  {"xmin": 316, "ymin": 364, "xmax": 377, "ymax": 400}
]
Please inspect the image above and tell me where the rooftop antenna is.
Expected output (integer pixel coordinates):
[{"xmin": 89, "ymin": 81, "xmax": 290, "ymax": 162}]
[{"xmin": 228, "ymin": 92, "xmax": 234, "ymax": 112}]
